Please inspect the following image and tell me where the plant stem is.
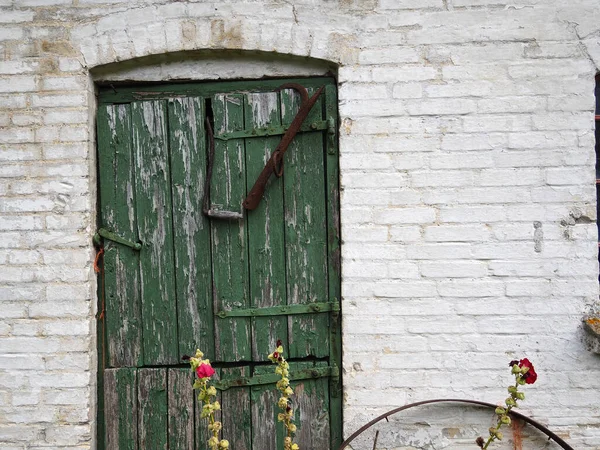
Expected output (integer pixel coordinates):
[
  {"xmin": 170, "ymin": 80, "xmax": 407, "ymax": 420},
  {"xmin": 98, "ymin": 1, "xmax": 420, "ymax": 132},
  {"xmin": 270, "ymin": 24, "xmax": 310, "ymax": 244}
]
[{"xmin": 482, "ymin": 381, "xmax": 520, "ymax": 449}]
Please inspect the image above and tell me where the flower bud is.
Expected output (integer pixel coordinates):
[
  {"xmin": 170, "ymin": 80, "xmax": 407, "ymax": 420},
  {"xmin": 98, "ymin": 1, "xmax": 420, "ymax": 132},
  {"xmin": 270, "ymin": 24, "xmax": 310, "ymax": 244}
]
[
  {"xmin": 495, "ymin": 407, "xmax": 506, "ymax": 415},
  {"xmin": 511, "ymin": 364, "xmax": 521, "ymax": 374},
  {"xmin": 516, "ymin": 392, "xmax": 525, "ymax": 400},
  {"xmin": 501, "ymin": 416, "xmax": 511, "ymax": 425},
  {"xmin": 219, "ymin": 440, "xmax": 229, "ymax": 449},
  {"xmin": 496, "ymin": 432, "xmax": 503, "ymax": 440}
]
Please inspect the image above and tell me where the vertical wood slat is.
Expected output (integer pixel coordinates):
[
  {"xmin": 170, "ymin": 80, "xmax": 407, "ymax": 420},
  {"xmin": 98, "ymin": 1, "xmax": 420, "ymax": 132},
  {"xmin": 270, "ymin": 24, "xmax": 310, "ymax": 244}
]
[
  {"xmin": 168, "ymin": 368, "xmax": 194, "ymax": 450},
  {"xmin": 292, "ymin": 361, "xmax": 331, "ymax": 449},
  {"xmin": 211, "ymin": 93, "xmax": 251, "ymax": 362},
  {"xmin": 243, "ymin": 92, "xmax": 288, "ymax": 361},
  {"xmin": 104, "ymin": 368, "xmax": 138, "ymax": 450},
  {"xmin": 131, "ymin": 100, "xmax": 178, "ymax": 366},
  {"xmin": 324, "ymin": 83, "xmax": 343, "ymax": 450},
  {"xmin": 97, "ymin": 104, "xmax": 143, "ymax": 368},
  {"xmin": 251, "ymin": 365, "xmax": 284, "ymax": 450},
  {"xmin": 168, "ymin": 97, "xmax": 215, "ymax": 361},
  {"xmin": 138, "ymin": 368, "xmax": 168, "ymax": 450},
  {"xmin": 221, "ymin": 366, "xmax": 251, "ymax": 450},
  {"xmin": 280, "ymin": 87, "xmax": 329, "ymax": 359}
]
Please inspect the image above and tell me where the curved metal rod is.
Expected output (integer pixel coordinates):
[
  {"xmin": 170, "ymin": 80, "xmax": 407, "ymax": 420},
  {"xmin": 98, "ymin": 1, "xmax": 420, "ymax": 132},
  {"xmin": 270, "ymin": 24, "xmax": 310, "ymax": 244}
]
[{"xmin": 337, "ymin": 399, "xmax": 574, "ymax": 450}]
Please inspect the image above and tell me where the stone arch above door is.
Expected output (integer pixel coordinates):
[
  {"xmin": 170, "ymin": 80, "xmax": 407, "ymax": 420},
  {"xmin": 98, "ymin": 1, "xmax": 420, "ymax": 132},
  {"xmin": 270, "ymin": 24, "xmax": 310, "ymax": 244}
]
[{"xmin": 70, "ymin": 3, "xmax": 360, "ymax": 71}]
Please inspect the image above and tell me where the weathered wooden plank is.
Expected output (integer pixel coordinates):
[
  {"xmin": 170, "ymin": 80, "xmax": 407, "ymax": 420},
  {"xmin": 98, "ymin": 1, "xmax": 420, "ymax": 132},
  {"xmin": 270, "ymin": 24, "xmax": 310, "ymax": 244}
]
[
  {"xmin": 210, "ymin": 93, "xmax": 251, "ymax": 362},
  {"xmin": 280, "ymin": 87, "xmax": 329, "ymax": 359},
  {"xmin": 168, "ymin": 368, "xmax": 194, "ymax": 450},
  {"xmin": 324, "ymin": 83, "xmax": 343, "ymax": 450},
  {"xmin": 104, "ymin": 368, "xmax": 138, "ymax": 450},
  {"xmin": 291, "ymin": 361, "xmax": 331, "ymax": 449},
  {"xmin": 98, "ymin": 77, "xmax": 333, "ymax": 106},
  {"xmin": 221, "ymin": 366, "xmax": 251, "ymax": 450},
  {"xmin": 243, "ymin": 91, "xmax": 288, "ymax": 361},
  {"xmin": 251, "ymin": 365, "xmax": 283, "ymax": 450},
  {"xmin": 97, "ymin": 103, "xmax": 143, "ymax": 368},
  {"xmin": 168, "ymin": 97, "xmax": 215, "ymax": 361},
  {"xmin": 138, "ymin": 368, "xmax": 168, "ymax": 450},
  {"xmin": 131, "ymin": 100, "xmax": 178, "ymax": 366}
]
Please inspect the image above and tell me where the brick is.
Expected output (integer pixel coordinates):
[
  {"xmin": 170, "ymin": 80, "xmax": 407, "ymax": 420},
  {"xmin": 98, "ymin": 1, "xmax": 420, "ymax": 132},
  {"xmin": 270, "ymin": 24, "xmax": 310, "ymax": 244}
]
[
  {"xmin": 0, "ymin": 27, "xmax": 24, "ymax": 41},
  {"xmin": 31, "ymin": 93, "xmax": 87, "ymax": 108},
  {"xmin": 547, "ymin": 167, "xmax": 592, "ymax": 185},
  {"xmin": 0, "ymin": 76, "xmax": 37, "ymax": 93},
  {"xmin": 0, "ymin": 128, "xmax": 34, "ymax": 144},
  {"xmin": 0, "ymin": 216, "xmax": 44, "ymax": 231},
  {"xmin": 424, "ymin": 224, "xmax": 490, "ymax": 242},
  {"xmin": 0, "ymin": 61, "xmax": 39, "ymax": 75},
  {"xmin": 0, "ymin": 10, "xmax": 35, "ymax": 23},
  {"xmin": 358, "ymin": 47, "xmax": 421, "ymax": 64},
  {"xmin": 29, "ymin": 301, "xmax": 89, "ymax": 318},
  {"xmin": 41, "ymin": 77, "xmax": 86, "ymax": 91},
  {"xmin": 379, "ymin": 0, "xmax": 443, "ymax": 9},
  {"xmin": 406, "ymin": 98, "xmax": 476, "ymax": 116},
  {"xmin": 420, "ymin": 261, "xmax": 488, "ymax": 278},
  {"xmin": 411, "ymin": 170, "xmax": 474, "ymax": 187},
  {"xmin": 371, "ymin": 66, "xmax": 437, "ymax": 83},
  {"xmin": 392, "ymin": 82, "xmax": 423, "ymax": 99},
  {"xmin": 437, "ymin": 280, "xmax": 505, "ymax": 297},
  {"xmin": 374, "ymin": 207, "xmax": 436, "ymax": 224}
]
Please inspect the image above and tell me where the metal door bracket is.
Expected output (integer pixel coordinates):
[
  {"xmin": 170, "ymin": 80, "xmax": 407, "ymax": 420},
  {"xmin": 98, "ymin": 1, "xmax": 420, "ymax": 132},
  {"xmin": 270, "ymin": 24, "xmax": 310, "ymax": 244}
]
[
  {"xmin": 214, "ymin": 365, "xmax": 339, "ymax": 391},
  {"xmin": 216, "ymin": 302, "xmax": 340, "ymax": 318},
  {"xmin": 93, "ymin": 228, "xmax": 142, "ymax": 251}
]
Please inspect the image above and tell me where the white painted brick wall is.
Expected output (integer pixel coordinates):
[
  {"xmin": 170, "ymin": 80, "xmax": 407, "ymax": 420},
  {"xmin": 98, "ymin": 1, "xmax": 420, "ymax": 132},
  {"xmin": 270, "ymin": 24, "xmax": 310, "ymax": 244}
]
[{"xmin": 1, "ymin": 0, "xmax": 600, "ymax": 449}]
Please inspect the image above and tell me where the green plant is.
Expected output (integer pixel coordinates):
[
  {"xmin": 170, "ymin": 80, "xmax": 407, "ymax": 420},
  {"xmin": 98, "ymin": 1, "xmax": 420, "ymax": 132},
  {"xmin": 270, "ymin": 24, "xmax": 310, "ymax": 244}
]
[
  {"xmin": 184, "ymin": 350, "xmax": 229, "ymax": 450},
  {"xmin": 476, "ymin": 358, "xmax": 538, "ymax": 449},
  {"xmin": 268, "ymin": 340, "xmax": 300, "ymax": 450}
]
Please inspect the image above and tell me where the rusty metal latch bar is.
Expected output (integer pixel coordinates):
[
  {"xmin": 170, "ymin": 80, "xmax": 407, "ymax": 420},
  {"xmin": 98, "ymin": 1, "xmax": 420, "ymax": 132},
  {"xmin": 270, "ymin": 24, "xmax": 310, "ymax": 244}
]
[
  {"xmin": 216, "ymin": 302, "xmax": 340, "ymax": 318},
  {"xmin": 214, "ymin": 365, "xmax": 339, "ymax": 391},
  {"xmin": 243, "ymin": 83, "xmax": 325, "ymax": 211},
  {"xmin": 93, "ymin": 228, "xmax": 142, "ymax": 251}
]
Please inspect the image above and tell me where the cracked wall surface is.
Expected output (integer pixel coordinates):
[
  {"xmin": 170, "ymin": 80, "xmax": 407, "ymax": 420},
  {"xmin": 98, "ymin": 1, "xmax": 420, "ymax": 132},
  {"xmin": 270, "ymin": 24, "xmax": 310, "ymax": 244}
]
[{"xmin": 1, "ymin": 0, "xmax": 600, "ymax": 448}]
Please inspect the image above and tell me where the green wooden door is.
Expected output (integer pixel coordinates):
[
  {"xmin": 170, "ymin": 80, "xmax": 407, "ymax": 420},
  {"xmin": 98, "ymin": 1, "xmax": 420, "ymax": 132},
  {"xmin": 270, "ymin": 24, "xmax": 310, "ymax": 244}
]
[{"xmin": 96, "ymin": 77, "xmax": 341, "ymax": 450}]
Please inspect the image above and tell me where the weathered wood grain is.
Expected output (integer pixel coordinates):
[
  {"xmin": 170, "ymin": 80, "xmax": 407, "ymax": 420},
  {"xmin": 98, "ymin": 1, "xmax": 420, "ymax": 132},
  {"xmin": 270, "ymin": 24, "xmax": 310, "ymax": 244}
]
[
  {"xmin": 104, "ymin": 368, "xmax": 138, "ymax": 450},
  {"xmin": 280, "ymin": 87, "xmax": 329, "ymax": 359},
  {"xmin": 168, "ymin": 368, "xmax": 195, "ymax": 450},
  {"xmin": 168, "ymin": 97, "xmax": 215, "ymax": 361},
  {"xmin": 324, "ymin": 83, "xmax": 343, "ymax": 450},
  {"xmin": 243, "ymin": 92, "xmax": 288, "ymax": 361},
  {"xmin": 221, "ymin": 366, "xmax": 251, "ymax": 449},
  {"xmin": 210, "ymin": 93, "xmax": 251, "ymax": 362},
  {"xmin": 131, "ymin": 100, "xmax": 178, "ymax": 366},
  {"xmin": 291, "ymin": 361, "xmax": 331, "ymax": 449},
  {"xmin": 138, "ymin": 368, "xmax": 168, "ymax": 450},
  {"xmin": 97, "ymin": 104, "xmax": 143, "ymax": 368},
  {"xmin": 251, "ymin": 365, "xmax": 283, "ymax": 450}
]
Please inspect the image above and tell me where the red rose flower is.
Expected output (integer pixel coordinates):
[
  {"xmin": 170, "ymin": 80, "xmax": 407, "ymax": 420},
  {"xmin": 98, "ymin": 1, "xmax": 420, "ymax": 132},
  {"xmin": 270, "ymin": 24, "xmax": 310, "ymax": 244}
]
[
  {"xmin": 196, "ymin": 363, "xmax": 215, "ymax": 379},
  {"xmin": 519, "ymin": 358, "xmax": 537, "ymax": 384}
]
